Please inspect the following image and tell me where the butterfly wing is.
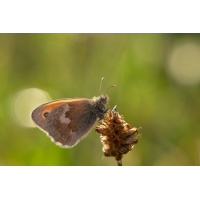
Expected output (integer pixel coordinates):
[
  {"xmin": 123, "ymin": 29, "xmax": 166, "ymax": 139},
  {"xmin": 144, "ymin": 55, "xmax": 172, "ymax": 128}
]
[
  {"xmin": 31, "ymin": 98, "xmax": 97, "ymax": 148},
  {"xmin": 31, "ymin": 98, "xmax": 84, "ymax": 133}
]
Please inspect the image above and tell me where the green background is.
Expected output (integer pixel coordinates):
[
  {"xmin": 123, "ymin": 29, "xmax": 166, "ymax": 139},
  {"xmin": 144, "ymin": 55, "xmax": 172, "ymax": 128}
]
[{"xmin": 1, "ymin": 33, "xmax": 200, "ymax": 166}]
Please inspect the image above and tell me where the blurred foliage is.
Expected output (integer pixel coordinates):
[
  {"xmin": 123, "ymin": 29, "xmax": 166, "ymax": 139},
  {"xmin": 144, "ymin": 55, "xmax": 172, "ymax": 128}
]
[{"xmin": 1, "ymin": 33, "xmax": 200, "ymax": 166}]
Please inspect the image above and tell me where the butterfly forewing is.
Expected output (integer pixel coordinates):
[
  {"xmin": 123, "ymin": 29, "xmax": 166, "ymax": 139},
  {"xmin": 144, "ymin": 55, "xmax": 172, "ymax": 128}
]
[{"xmin": 31, "ymin": 98, "xmax": 86, "ymax": 131}]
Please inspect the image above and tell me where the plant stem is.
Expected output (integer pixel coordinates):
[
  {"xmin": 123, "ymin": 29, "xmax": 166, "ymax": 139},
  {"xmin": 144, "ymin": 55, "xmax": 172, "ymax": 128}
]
[{"xmin": 117, "ymin": 160, "xmax": 122, "ymax": 166}]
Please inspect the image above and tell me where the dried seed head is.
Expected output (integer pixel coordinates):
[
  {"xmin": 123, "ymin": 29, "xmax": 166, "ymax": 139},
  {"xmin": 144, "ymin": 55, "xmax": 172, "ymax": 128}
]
[{"xmin": 95, "ymin": 105, "xmax": 142, "ymax": 166}]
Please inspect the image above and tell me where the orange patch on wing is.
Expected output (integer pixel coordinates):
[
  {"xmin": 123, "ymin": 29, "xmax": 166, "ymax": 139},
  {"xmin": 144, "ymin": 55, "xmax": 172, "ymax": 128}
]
[
  {"xmin": 44, "ymin": 98, "xmax": 86, "ymax": 107},
  {"xmin": 38, "ymin": 98, "xmax": 87, "ymax": 113}
]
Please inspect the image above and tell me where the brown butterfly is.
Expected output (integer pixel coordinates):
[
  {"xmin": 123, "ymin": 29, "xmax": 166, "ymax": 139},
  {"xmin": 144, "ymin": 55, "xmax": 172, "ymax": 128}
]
[{"xmin": 31, "ymin": 78, "xmax": 116, "ymax": 148}]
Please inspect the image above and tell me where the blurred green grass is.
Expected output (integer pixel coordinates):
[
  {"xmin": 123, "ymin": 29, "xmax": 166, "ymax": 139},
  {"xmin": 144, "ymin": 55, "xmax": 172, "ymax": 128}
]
[{"xmin": 1, "ymin": 33, "xmax": 200, "ymax": 165}]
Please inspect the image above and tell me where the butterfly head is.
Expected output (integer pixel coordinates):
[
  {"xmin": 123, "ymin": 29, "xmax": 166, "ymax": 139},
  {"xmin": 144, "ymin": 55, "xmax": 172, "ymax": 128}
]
[
  {"xmin": 93, "ymin": 94, "xmax": 109, "ymax": 108},
  {"xmin": 99, "ymin": 94, "xmax": 109, "ymax": 105},
  {"xmin": 92, "ymin": 94, "xmax": 109, "ymax": 121}
]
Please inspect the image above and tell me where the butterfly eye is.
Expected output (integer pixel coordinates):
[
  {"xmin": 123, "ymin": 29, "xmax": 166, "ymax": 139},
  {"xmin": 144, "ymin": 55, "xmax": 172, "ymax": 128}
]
[
  {"xmin": 44, "ymin": 112, "xmax": 49, "ymax": 118},
  {"xmin": 101, "ymin": 95, "xmax": 108, "ymax": 104}
]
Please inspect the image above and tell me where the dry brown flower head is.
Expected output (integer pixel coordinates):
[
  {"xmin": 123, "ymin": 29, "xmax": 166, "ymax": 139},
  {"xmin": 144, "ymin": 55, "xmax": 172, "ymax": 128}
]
[{"xmin": 95, "ymin": 106, "xmax": 141, "ymax": 166}]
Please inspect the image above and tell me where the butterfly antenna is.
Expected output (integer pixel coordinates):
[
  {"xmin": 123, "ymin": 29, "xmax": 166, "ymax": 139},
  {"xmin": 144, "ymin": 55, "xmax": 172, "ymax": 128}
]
[
  {"xmin": 101, "ymin": 85, "xmax": 116, "ymax": 95},
  {"xmin": 99, "ymin": 77, "xmax": 105, "ymax": 95}
]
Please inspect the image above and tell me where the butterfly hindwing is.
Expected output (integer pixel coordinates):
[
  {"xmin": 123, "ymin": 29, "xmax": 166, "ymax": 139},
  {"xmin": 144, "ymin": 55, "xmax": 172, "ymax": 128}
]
[{"xmin": 31, "ymin": 98, "xmax": 97, "ymax": 148}]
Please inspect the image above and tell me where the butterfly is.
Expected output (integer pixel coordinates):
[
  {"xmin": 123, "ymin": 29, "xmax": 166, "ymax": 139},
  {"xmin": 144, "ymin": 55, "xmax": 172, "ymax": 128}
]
[{"xmin": 31, "ymin": 78, "xmax": 116, "ymax": 148}]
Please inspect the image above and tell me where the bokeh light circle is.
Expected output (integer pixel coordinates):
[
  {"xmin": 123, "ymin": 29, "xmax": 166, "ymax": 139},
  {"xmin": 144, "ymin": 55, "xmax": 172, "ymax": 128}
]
[
  {"xmin": 13, "ymin": 88, "xmax": 51, "ymax": 127},
  {"xmin": 167, "ymin": 41, "xmax": 200, "ymax": 85}
]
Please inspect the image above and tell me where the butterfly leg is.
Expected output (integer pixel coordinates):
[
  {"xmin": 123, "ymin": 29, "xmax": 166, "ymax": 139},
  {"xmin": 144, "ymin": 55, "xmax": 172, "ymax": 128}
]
[
  {"xmin": 97, "ymin": 115, "xmax": 104, "ymax": 121},
  {"xmin": 104, "ymin": 107, "xmax": 109, "ymax": 113},
  {"xmin": 97, "ymin": 109, "xmax": 108, "ymax": 121}
]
